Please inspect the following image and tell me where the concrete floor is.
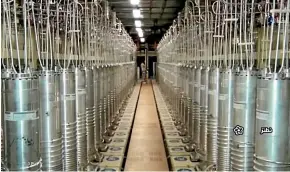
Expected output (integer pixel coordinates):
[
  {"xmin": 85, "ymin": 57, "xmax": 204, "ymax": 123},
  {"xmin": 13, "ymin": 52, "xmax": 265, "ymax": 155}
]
[{"xmin": 124, "ymin": 82, "xmax": 169, "ymax": 171}]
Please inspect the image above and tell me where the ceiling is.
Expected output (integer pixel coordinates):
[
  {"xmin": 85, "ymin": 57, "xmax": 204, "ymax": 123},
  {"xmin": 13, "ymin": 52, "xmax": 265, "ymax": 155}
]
[{"xmin": 108, "ymin": 0, "xmax": 186, "ymax": 46}]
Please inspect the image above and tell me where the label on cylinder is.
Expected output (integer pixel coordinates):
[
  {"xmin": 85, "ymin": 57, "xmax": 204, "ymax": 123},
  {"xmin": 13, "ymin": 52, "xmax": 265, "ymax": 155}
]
[
  {"xmin": 62, "ymin": 94, "xmax": 76, "ymax": 101},
  {"xmin": 200, "ymin": 85, "xmax": 205, "ymax": 90},
  {"xmin": 219, "ymin": 94, "xmax": 227, "ymax": 100},
  {"xmin": 256, "ymin": 111, "xmax": 268, "ymax": 120},
  {"xmin": 233, "ymin": 103, "xmax": 245, "ymax": 109},
  {"xmin": 208, "ymin": 89, "xmax": 215, "ymax": 95},
  {"xmin": 77, "ymin": 89, "xmax": 86, "ymax": 95},
  {"xmin": 5, "ymin": 112, "xmax": 38, "ymax": 121}
]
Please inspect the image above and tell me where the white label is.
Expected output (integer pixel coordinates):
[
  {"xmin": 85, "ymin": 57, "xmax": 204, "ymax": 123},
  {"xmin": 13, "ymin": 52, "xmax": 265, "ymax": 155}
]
[
  {"xmin": 77, "ymin": 89, "xmax": 86, "ymax": 95},
  {"xmin": 233, "ymin": 103, "xmax": 245, "ymax": 109},
  {"xmin": 62, "ymin": 94, "xmax": 76, "ymax": 101},
  {"xmin": 256, "ymin": 111, "xmax": 268, "ymax": 120},
  {"xmin": 5, "ymin": 112, "xmax": 38, "ymax": 121},
  {"xmin": 194, "ymin": 83, "xmax": 199, "ymax": 87},
  {"xmin": 208, "ymin": 89, "xmax": 215, "ymax": 95},
  {"xmin": 200, "ymin": 85, "xmax": 205, "ymax": 90},
  {"xmin": 219, "ymin": 94, "xmax": 227, "ymax": 100}
]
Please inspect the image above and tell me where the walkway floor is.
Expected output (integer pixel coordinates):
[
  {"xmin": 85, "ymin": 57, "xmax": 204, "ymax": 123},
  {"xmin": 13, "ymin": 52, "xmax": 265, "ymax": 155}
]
[{"xmin": 124, "ymin": 81, "xmax": 169, "ymax": 171}]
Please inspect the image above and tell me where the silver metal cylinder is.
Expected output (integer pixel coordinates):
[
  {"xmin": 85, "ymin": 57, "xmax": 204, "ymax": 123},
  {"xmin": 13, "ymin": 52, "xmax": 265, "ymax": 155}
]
[
  {"xmin": 60, "ymin": 70, "xmax": 77, "ymax": 171},
  {"xmin": 39, "ymin": 70, "xmax": 62, "ymax": 171},
  {"xmin": 106, "ymin": 67, "xmax": 112, "ymax": 129},
  {"xmin": 200, "ymin": 67, "xmax": 209, "ymax": 156},
  {"xmin": 190, "ymin": 67, "xmax": 196, "ymax": 140},
  {"xmin": 254, "ymin": 76, "xmax": 290, "ymax": 171},
  {"xmin": 94, "ymin": 66, "xmax": 102, "ymax": 146},
  {"xmin": 185, "ymin": 67, "xmax": 193, "ymax": 141},
  {"xmin": 75, "ymin": 67, "xmax": 87, "ymax": 169},
  {"xmin": 185, "ymin": 66, "xmax": 195, "ymax": 151},
  {"xmin": 193, "ymin": 66, "xmax": 201, "ymax": 146},
  {"xmin": 102, "ymin": 67, "xmax": 108, "ymax": 135},
  {"xmin": 3, "ymin": 73, "xmax": 41, "ymax": 171},
  {"xmin": 112, "ymin": 66, "xmax": 117, "ymax": 120},
  {"xmin": 207, "ymin": 67, "xmax": 220, "ymax": 164},
  {"xmin": 1, "ymin": 72, "xmax": 6, "ymax": 171},
  {"xmin": 231, "ymin": 70, "xmax": 257, "ymax": 171},
  {"xmin": 217, "ymin": 69, "xmax": 235, "ymax": 171},
  {"xmin": 86, "ymin": 67, "xmax": 97, "ymax": 161}
]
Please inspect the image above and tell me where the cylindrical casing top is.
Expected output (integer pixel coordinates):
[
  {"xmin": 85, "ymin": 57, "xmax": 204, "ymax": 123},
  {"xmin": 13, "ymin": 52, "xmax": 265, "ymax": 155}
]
[
  {"xmin": 218, "ymin": 69, "xmax": 235, "ymax": 127},
  {"xmin": 188, "ymin": 67, "xmax": 193, "ymax": 98},
  {"xmin": 191, "ymin": 67, "xmax": 196, "ymax": 99},
  {"xmin": 208, "ymin": 67, "xmax": 220, "ymax": 118},
  {"xmin": 200, "ymin": 67, "xmax": 209, "ymax": 107},
  {"xmin": 75, "ymin": 67, "xmax": 86, "ymax": 112},
  {"xmin": 93, "ymin": 66, "xmax": 101, "ymax": 102},
  {"xmin": 234, "ymin": 70, "xmax": 257, "ymax": 104},
  {"xmin": 85, "ymin": 67, "xmax": 94, "ymax": 107},
  {"xmin": 60, "ymin": 70, "xmax": 76, "ymax": 124},
  {"xmin": 3, "ymin": 73, "xmax": 38, "ymax": 112},
  {"xmin": 75, "ymin": 68, "xmax": 86, "ymax": 90},
  {"xmin": 193, "ymin": 66, "xmax": 202, "ymax": 103}
]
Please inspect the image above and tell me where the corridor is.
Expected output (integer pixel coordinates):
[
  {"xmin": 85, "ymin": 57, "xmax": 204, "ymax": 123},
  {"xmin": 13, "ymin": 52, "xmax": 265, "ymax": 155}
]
[{"xmin": 124, "ymin": 82, "xmax": 169, "ymax": 171}]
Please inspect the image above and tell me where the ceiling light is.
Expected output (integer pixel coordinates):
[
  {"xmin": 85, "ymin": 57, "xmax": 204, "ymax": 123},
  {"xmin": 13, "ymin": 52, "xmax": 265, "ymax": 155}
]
[
  {"xmin": 133, "ymin": 9, "xmax": 141, "ymax": 18},
  {"xmin": 140, "ymin": 38, "xmax": 145, "ymax": 42},
  {"xmin": 136, "ymin": 27, "xmax": 142, "ymax": 33},
  {"xmin": 138, "ymin": 31, "xmax": 143, "ymax": 37},
  {"xmin": 135, "ymin": 20, "xmax": 142, "ymax": 27},
  {"xmin": 130, "ymin": 0, "xmax": 140, "ymax": 5}
]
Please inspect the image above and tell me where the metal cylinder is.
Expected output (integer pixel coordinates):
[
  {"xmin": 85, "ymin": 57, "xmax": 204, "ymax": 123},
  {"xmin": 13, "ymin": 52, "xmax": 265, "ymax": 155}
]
[
  {"xmin": 231, "ymin": 70, "xmax": 257, "ymax": 171},
  {"xmin": 112, "ymin": 66, "xmax": 117, "ymax": 120},
  {"xmin": 106, "ymin": 67, "xmax": 111, "ymax": 129},
  {"xmin": 96, "ymin": 66, "xmax": 108, "ymax": 149},
  {"xmin": 193, "ymin": 66, "xmax": 201, "ymax": 146},
  {"xmin": 185, "ymin": 66, "xmax": 193, "ymax": 142},
  {"xmin": 190, "ymin": 67, "xmax": 196, "ymax": 140},
  {"xmin": 254, "ymin": 76, "xmax": 290, "ymax": 171},
  {"xmin": 207, "ymin": 67, "xmax": 220, "ymax": 164},
  {"xmin": 200, "ymin": 67, "xmax": 209, "ymax": 156},
  {"xmin": 1, "ymin": 71, "xmax": 6, "ymax": 171},
  {"xmin": 94, "ymin": 66, "xmax": 102, "ymax": 146},
  {"xmin": 3, "ymin": 73, "xmax": 41, "ymax": 171},
  {"xmin": 75, "ymin": 67, "xmax": 87, "ymax": 169},
  {"xmin": 102, "ymin": 67, "xmax": 108, "ymax": 135},
  {"xmin": 39, "ymin": 70, "xmax": 62, "ymax": 171},
  {"xmin": 86, "ymin": 67, "xmax": 97, "ymax": 161},
  {"xmin": 60, "ymin": 70, "xmax": 77, "ymax": 171},
  {"xmin": 110, "ymin": 66, "xmax": 117, "ymax": 126},
  {"xmin": 184, "ymin": 66, "xmax": 195, "ymax": 151},
  {"xmin": 217, "ymin": 69, "xmax": 235, "ymax": 171}
]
